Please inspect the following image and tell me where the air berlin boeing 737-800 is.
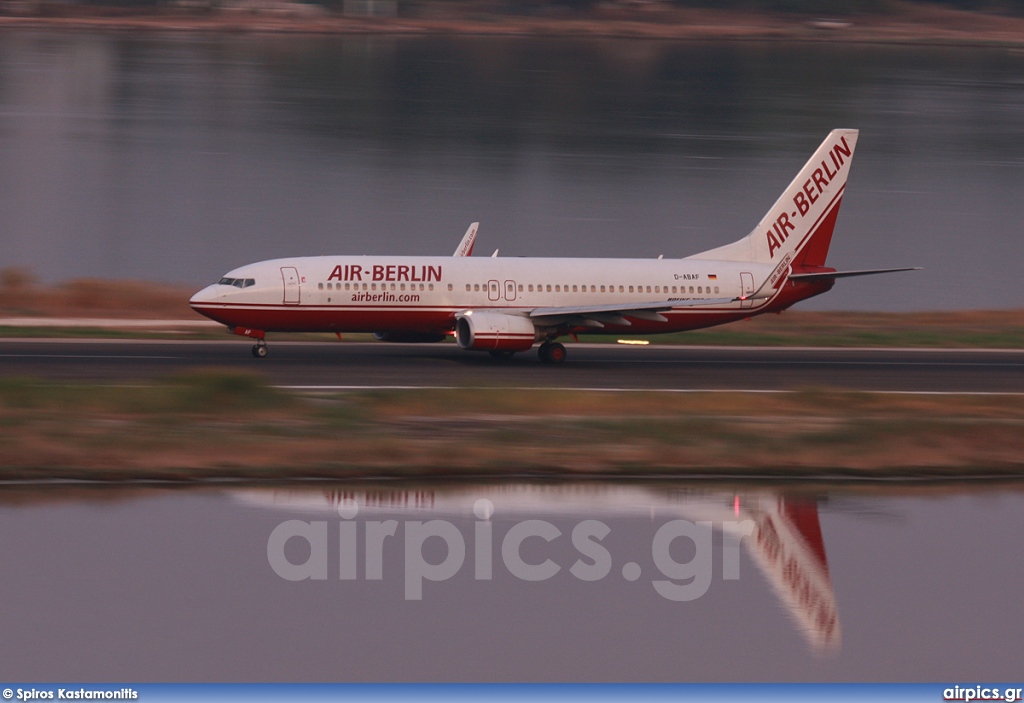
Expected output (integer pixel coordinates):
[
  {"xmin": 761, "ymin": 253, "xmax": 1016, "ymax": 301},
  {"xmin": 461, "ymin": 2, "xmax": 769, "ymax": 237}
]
[{"xmin": 189, "ymin": 129, "xmax": 916, "ymax": 363}]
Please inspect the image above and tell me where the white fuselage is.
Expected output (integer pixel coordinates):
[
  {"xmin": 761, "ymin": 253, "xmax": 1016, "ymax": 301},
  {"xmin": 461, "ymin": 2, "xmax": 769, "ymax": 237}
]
[{"xmin": 188, "ymin": 254, "xmax": 812, "ymax": 337}]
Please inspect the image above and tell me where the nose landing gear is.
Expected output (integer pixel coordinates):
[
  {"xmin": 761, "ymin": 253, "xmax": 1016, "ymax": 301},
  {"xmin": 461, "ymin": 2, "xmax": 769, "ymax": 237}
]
[{"xmin": 232, "ymin": 327, "xmax": 268, "ymax": 358}]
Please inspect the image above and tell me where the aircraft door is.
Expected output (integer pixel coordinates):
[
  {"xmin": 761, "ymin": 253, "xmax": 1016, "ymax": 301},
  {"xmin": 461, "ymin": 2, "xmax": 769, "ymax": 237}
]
[
  {"xmin": 281, "ymin": 266, "xmax": 301, "ymax": 305},
  {"xmin": 740, "ymin": 272, "xmax": 755, "ymax": 308},
  {"xmin": 488, "ymin": 280, "xmax": 500, "ymax": 302},
  {"xmin": 504, "ymin": 280, "xmax": 516, "ymax": 302}
]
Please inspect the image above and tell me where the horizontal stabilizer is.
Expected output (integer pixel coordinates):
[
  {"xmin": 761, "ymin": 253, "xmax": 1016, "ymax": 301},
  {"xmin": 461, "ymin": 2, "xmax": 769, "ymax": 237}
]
[{"xmin": 789, "ymin": 267, "xmax": 921, "ymax": 282}]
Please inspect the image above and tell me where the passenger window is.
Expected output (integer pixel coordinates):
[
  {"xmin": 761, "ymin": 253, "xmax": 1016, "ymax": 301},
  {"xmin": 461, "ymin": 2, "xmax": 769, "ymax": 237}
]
[
  {"xmin": 400, "ymin": 284, "xmax": 405, "ymax": 291},
  {"xmin": 546, "ymin": 284, "xmax": 552, "ymax": 292},
  {"xmin": 473, "ymin": 284, "xmax": 480, "ymax": 292},
  {"xmin": 600, "ymin": 285, "xmax": 606, "ymax": 293},
  {"xmin": 628, "ymin": 286, "xmax": 634, "ymax": 293},
  {"xmin": 672, "ymin": 286, "xmax": 677, "ymax": 294},
  {"xmin": 698, "ymin": 286, "xmax": 702, "ymax": 294},
  {"xmin": 345, "ymin": 283, "xmax": 351, "ymax": 290},
  {"xmin": 518, "ymin": 284, "xmax": 523, "ymax": 292},
  {"xmin": 714, "ymin": 286, "xmax": 719, "ymax": 294},
  {"xmin": 318, "ymin": 283, "xmax": 324, "ymax": 290},
  {"xmin": 555, "ymin": 285, "xmax": 561, "ymax": 292},
  {"xmin": 572, "ymin": 285, "xmax": 578, "ymax": 293},
  {"xmin": 528, "ymin": 284, "xmax": 534, "ymax": 292},
  {"xmin": 646, "ymin": 286, "xmax": 651, "ymax": 293},
  {"xmin": 371, "ymin": 283, "xmax": 377, "ymax": 291},
  {"xmin": 655, "ymin": 286, "xmax": 660, "ymax": 293}
]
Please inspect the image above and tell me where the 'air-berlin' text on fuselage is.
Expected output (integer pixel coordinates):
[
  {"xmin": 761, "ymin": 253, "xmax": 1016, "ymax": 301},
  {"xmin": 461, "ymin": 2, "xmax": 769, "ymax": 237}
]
[
  {"xmin": 327, "ymin": 264, "xmax": 443, "ymax": 282},
  {"xmin": 766, "ymin": 136, "xmax": 852, "ymax": 259}
]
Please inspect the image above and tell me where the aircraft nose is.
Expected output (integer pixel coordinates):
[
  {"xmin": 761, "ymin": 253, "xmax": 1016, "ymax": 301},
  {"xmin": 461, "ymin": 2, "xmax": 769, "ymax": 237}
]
[{"xmin": 189, "ymin": 285, "xmax": 219, "ymax": 308}]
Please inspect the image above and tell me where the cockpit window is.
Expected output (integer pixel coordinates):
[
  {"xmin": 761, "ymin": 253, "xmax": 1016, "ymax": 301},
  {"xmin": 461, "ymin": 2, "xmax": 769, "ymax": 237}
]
[{"xmin": 217, "ymin": 277, "xmax": 256, "ymax": 288}]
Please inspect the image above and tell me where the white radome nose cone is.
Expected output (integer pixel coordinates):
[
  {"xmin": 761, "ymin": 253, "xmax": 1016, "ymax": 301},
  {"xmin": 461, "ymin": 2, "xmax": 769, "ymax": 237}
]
[{"xmin": 189, "ymin": 285, "xmax": 219, "ymax": 307}]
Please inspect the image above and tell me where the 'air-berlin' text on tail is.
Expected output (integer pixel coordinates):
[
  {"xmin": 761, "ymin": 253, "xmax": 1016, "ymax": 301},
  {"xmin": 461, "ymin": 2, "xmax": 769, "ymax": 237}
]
[{"xmin": 688, "ymin": 129, "xmax": 858, "ymax": 273}]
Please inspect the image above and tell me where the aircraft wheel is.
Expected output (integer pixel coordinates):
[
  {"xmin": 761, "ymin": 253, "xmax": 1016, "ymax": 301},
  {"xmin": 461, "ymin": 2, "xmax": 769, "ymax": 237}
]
[
  {"xmin": 538, "ymin": 342, "xmax": 566, "ymax": 364},
  {"xmin": 546, "ymin": 342, "xmax": 566, "ymax": 364},
  {"xmin": 252, "ymin": 344, "xmax": 268, "ymax": 358}
]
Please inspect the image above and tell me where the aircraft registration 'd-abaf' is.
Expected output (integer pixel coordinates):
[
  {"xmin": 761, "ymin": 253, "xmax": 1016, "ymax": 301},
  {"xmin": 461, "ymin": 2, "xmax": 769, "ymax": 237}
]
[{"xmin": 189, "ymin": 129, "xmax": 918, "ymax": 363}]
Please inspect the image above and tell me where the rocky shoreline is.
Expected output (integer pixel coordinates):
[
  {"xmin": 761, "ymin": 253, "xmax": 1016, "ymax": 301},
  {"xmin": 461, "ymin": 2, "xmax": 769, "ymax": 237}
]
[{"xmin": 1, "ymin": 3, "xmax": 1024, "ymax": 47}]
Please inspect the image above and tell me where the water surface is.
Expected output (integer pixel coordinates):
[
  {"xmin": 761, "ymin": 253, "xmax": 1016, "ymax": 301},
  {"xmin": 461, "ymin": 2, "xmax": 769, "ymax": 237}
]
[
  {"xmin": 2, "ymin": 33, "xmax": 1024, "ymax": 310},
  {"xmin": 1, "ymin": 481, "xmax": 1021, "ymax": 681}
]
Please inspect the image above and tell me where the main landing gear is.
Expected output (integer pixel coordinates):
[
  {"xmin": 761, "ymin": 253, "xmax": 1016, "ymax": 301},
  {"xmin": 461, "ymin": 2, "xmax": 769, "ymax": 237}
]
[
  {"xmin": 251, "ymin": 340, "xmax": 268, "ymax": 358},
  {"xmin": 538, "ymin": 341, "xmax": 566, "ymax": 364}
]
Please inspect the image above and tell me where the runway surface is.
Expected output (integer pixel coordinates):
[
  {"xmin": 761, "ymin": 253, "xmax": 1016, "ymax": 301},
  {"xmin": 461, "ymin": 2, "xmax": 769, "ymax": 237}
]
[{"xmin": 2, "ymin": 339, "xmax": 1023, "ymax": 392}]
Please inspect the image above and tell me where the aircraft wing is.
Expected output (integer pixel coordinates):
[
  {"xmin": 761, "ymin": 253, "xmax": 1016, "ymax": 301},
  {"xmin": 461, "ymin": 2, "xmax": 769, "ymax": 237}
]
[
  {"xmin": 789, "ymin": 267, "xmax": 921, "ymax": 282},
  {"xmin": 529, "ymin": 298, "xmax": 734, "ymax": 326},
  {"xmin": 453, "ymin": 222, "xmax": 479, "ymax": 257}
]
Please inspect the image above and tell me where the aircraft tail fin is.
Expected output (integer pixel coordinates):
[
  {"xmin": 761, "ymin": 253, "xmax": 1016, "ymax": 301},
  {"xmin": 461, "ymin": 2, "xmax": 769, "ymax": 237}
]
[{"xmin": 687, "ymin": 129, "xmax": 858, "ymax": 271}]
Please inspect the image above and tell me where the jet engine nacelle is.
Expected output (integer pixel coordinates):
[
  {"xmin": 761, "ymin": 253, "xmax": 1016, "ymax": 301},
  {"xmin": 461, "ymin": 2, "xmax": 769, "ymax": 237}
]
[
  {"xmin": 455, "ymin": 311, "xmax": 537, "ymax": 352},
  {"xmin": 372, "ymin": 332, "xmax": 447, "ymax": 343}
]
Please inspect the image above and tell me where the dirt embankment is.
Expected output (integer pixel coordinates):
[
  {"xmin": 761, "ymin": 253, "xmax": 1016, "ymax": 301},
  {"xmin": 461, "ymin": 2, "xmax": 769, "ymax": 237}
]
[
  {"xmin": 0, "ymin": 269, "xmax": 195, "ymax": 320},
  {"xmin": 2, "ymin": 2, "xmax": 1024, "ymax": 46}
]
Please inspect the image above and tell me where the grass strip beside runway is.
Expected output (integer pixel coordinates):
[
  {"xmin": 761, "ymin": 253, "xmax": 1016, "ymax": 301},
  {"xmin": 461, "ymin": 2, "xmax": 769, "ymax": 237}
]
[{"xmin": 2, "ymin": 371, "xmax": 1023, "ymax": 482}]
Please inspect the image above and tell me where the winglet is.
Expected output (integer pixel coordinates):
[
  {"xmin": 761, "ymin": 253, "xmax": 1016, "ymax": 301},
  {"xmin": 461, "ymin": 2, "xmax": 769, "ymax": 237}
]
[{"xmin": 453, "ymin": 222, "xmax": 479, "ymax": 257}]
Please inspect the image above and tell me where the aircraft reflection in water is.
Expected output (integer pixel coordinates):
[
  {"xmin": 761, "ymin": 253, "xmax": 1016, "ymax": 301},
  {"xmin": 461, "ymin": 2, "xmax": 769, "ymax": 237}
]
[{"xmin": 233, "ymin": 483, "xmax": 839, "ymax": 653}]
